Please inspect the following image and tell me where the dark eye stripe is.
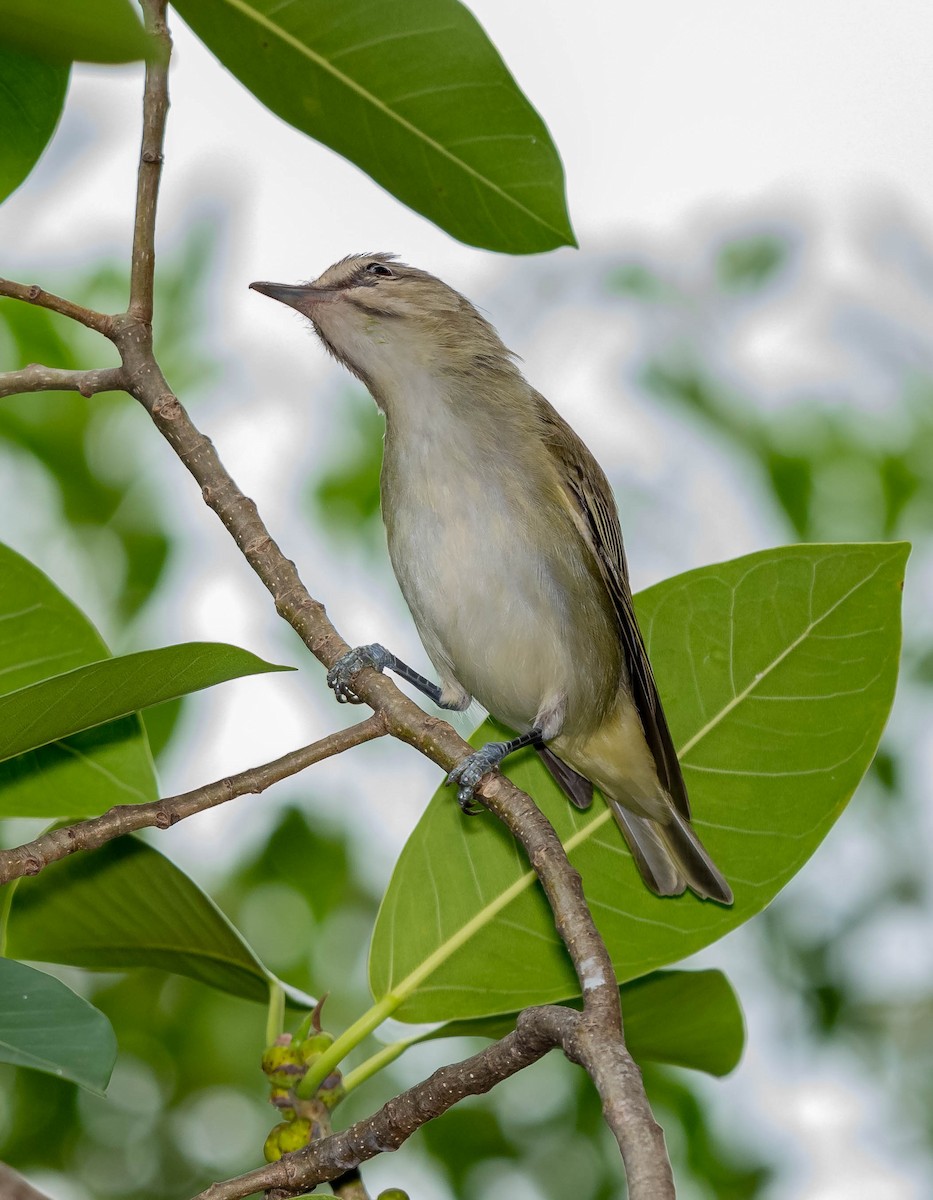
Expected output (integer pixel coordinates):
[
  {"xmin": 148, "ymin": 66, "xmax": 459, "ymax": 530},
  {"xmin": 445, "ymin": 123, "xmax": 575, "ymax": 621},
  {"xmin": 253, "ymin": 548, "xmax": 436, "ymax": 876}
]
[{"xmin": 345, "ymin": 295, "xmax": 403, "ymax": 319}]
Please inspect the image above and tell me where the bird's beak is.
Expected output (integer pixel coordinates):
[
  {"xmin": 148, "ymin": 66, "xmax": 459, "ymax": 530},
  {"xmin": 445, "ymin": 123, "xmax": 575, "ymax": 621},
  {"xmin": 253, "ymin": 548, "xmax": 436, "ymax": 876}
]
[{"xmin": 249, "ymin": 281, "xmax": 334, "ymax": 314}]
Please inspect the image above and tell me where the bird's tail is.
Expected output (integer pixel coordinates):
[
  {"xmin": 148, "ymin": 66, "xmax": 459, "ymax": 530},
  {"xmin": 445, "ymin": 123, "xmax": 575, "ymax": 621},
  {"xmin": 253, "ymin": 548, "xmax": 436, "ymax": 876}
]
[{"xmin": 608, "ymin": 799, "xmax": 734, "ymax": 906}]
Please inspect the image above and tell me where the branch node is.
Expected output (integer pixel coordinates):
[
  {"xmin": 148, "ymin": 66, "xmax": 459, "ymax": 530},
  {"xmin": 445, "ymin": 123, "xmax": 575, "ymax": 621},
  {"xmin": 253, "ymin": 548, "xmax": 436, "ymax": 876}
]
[
  {"xmin": 152, "ymin": 393, "xmax": 181, "ymax": 420},
  {"xmin": 245, "ymin": 535, "xmax": 273, "ymax": 557},
  {"xmin": 27, "ymin": 284, "xmax": 41, "ymax": 300}
]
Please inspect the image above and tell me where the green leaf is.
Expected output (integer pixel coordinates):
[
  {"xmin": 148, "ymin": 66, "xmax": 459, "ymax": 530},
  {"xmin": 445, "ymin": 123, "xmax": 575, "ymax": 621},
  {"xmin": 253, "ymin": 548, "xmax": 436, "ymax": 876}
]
[
  {"xmin": 0, "ymin": 0, "xmax": 150, "ymax": 64},
  {"xmin": 0, "ymin": 46, "xmax": 68, "ymax": 204},
  {"xmin": 0, "ymin": 958, "xmax": 117, "ymax": 1094},
  {"xmin": 370, "ymin": 543, "xmax": 908, "ymax": 1022},
  {"xmin": 0, "ymin": 543, "xmax": 158, "ymax": 818},
  {"xmin": 5, "ymin": 836, "xmax": 316, "ymax": 1009},
  {"xmin": 172, "ymin": 0, "xmax": 574, "ymax": 253},
  {"xmin": 420, "ymin": 969, "xmax": 744, "ymax": 1078},
  {"xmin": 0, "ymin": 641, "xmax": 292, "ymax": 766}
]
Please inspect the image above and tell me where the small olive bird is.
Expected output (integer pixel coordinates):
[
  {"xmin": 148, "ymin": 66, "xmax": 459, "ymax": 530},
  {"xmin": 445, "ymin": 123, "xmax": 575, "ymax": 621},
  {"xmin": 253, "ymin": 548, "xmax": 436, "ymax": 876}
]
[{"xmin": 251, "ymin": 254, "xmax": 732, "ymax": 905}]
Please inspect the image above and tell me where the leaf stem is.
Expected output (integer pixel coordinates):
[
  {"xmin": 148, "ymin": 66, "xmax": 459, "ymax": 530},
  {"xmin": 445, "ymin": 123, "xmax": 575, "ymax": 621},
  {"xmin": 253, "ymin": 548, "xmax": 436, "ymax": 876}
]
[
  {"xmin": 341, "ymin": 1039, "xmax": 414, "ymax": 1097},
  {"xmin": 266, "ymin": 980, "xmax": 285, "ymax": 1046},
  {"xmin": 296, "ymin": 993, "xmax": 401, "ymax": 1097}
]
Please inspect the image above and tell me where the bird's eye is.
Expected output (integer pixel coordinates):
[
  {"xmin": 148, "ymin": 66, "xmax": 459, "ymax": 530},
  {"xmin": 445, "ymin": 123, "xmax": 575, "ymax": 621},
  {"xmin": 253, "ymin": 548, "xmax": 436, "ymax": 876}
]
[{"xmin": 366, "ymin": 262, "xmax": 394, "ymax": 278}]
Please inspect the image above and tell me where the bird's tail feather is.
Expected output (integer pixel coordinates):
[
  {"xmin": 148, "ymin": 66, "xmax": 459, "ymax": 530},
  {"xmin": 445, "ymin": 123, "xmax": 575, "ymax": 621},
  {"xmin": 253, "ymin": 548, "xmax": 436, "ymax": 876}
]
[{"xmin": 608, "ymin": 800, "xmax": 733, "ymax": 906}]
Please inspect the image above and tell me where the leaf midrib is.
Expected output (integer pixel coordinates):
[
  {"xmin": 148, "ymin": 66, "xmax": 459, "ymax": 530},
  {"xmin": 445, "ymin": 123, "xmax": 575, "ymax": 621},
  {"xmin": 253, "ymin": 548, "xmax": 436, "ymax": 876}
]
[{"xmin": 216, "ymin": 0, "xmax": 566, "ymax": 239}]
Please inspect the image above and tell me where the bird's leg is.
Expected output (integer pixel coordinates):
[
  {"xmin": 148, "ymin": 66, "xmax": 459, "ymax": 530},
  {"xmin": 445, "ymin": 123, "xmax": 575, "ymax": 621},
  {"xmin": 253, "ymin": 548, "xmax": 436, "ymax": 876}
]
[
  {"xmin": 327, "ymin": 643, "xmax": 463, "ymax": 709},
  {"xmin": 447, "ymin": 728, "xmax": 543, "ymax": 815}
]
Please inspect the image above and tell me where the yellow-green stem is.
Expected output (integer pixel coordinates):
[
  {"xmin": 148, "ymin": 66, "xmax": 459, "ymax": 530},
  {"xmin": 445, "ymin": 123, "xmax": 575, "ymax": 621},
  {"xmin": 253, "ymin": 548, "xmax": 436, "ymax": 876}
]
[
  {"xmin": 341, "ymin": 1039, "xmax": 415, "ymax": 1097},
  {"xmin": 296, "ymin": 992, "xmax": 400, "ymax": 1098},
  {"xmin": 265, "ymin": 980, "xmax": 285, "ymax": 1047}
]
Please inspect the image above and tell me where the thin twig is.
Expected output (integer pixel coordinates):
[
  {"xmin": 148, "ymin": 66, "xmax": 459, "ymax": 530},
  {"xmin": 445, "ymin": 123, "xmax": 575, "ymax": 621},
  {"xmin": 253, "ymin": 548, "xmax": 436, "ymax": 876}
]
[
  {"xmin": 193, "ymin": 1006, "xmax": 574, "ymax": 1200},
  {"xmin": 0, "ymin": 278, "xmax": 112, "ymax": 335},
  {"xmin": 130, "ymin": 0, "xmax": 171, "ymax": 321},
  {"xmin": 0, "ymin": 1163, "xmax": 54, "ymax": 1200},
  {"xmin": 0, "ymin": 364, "xmax": 126, "ymax": 400},
  {"xmin": 0, "ymin": 716, "xmax": 386, "ymax": 886}
]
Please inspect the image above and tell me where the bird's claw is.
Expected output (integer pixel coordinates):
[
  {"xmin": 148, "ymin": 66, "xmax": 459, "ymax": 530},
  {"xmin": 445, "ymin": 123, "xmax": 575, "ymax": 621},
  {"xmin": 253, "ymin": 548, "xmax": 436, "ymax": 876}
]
[
  {"xmin": 447, "ymin": 742, "xmax": 507, "ymax": 814},
  {"xmin": 326, "ymin": 643, "xmax": 391, "ymax": 704}
]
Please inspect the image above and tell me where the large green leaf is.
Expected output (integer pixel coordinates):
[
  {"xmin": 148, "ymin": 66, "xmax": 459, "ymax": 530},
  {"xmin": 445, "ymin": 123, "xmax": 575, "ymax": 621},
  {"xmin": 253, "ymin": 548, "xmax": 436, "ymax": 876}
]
[
  {"xmin": 420, "ymin": 970, "xmax": 744, "ymax": 1078},
  {"xmin": 0, "ymin": 46, "xmax": 68, "ymax": 204},
  {"xmin": 172, "ymin": 0, "xmax": 574, "ymax": 253},
  {"xmin": 0, "ymin": 543, "xmax": 158, "ymax": 818},
  {"xmin": 6, "ymin": 836, "xmax": 316, "ymax": 1009},
  {"xmin": 0, "ymin": 0, "xmax": 150, "ymax": 64},
  {"xmin": 370, "ymin": 543, "xmax": 908, "ymax": 1022},
  {"xmin": 0, "ymin": 641, "xmax": 291, "ymax": 767},
  {"xmin": 0, "ymin": 958, "xmax": 117, "ymax": 1094}
]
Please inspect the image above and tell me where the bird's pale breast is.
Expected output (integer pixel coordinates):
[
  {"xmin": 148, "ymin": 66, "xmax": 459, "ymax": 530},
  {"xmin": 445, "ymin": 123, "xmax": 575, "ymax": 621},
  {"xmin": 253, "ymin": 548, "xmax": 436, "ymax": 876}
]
[{"xmin": 382, "ymin": 403, "xmax": 620, "ymax": 737}]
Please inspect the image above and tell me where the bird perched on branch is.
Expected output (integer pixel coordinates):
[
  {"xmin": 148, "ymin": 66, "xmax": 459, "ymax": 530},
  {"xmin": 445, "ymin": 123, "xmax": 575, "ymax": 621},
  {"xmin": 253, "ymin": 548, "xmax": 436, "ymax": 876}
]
[{"xmin": 251, "ymin": 254, "xmax": 732, "ymax": 905}]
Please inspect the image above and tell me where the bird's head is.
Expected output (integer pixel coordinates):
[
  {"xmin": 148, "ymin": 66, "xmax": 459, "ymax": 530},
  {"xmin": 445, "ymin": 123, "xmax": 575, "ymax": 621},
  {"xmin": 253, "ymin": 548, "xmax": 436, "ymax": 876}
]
[{"xmin": 250, "ymin": 253, "xmax": 515, "ymax": 398}]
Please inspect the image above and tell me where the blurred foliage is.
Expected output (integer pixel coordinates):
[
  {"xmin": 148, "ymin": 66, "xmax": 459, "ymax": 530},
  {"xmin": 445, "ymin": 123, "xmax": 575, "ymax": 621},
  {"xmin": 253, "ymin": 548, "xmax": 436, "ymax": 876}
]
[
  {"xmin": 643, "ymin": 1066, "xmax": 771, "ymax": 1199},
  {"xmin": 643, "ymin": 362, "xmax": 933, "ymax": 545},
  {"xmin": 308, "ymin": 392, "xmax": 385, "ymax": 550},
  {"xmin": 0, "ymin": 226, "xmax": 215, "ymax": 628},
  {"xmin": 0, "ymin": 227, "xmax": 216, "ymax": 763},
  {"xmin": 716, "ymin": 234, "xmax": 787, "ymax": 292}
]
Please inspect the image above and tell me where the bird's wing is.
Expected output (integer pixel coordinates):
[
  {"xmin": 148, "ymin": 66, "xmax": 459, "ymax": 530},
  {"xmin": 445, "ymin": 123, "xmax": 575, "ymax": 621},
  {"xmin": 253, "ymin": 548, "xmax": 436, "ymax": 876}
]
[
  {"xmin": 536, "ymin": 744, "xmax": 594, "ymax": 810},
  {"xmin": 534, "ymin": 393, "xmax": 691, "ymax": 820}
]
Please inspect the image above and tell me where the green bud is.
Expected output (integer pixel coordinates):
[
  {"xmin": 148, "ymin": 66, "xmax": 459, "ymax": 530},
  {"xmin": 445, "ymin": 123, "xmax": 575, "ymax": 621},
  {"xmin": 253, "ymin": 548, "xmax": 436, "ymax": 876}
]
[
  {"xmin": 377, "ymin": 1190, "xmax": 410, "ymax": 1200},
  {"xmin": 268, "ymin": 1087, "xmax": 296, "ymax": 1119},
  {"xmin": 298, "ymin": 1032, "xmax": 334, "ymax": 1063},
  {"xmin": 263, "ymin": 1122, "xmax": 288, "ymax": 1163},
  {"xmin": 277, "ymin": 1117, "xmax": 313, "ymax": 1155},
  {"xmin": 262, "ymin": 1043, "xmax": 306, "ymax": 1086}
]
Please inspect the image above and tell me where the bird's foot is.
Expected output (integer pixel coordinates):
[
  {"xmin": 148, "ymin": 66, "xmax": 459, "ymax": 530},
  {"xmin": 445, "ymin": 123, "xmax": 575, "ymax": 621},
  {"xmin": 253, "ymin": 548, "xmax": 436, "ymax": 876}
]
[
  {"xmin": 447, "ymin": 741, "xmax": 509, "ymax": 814},
  {"xmin": 326, "ymin": 643, "xmax": 392, "ymax": 704}
]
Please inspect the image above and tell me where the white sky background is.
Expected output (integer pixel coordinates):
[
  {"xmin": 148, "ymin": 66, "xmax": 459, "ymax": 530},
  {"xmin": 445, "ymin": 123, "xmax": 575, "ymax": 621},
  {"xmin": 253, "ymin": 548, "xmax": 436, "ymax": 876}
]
[{"xmin": 3, "ymin": 2, "xmax": 933, "ymax": 1198}]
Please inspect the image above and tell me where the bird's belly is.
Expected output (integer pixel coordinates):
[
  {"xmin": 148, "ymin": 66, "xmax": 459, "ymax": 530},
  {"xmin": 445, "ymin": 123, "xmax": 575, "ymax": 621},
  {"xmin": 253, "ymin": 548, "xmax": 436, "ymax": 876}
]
[{"xmin": 388, "ymin": 484, "xmax": 606, "ymax": 734}]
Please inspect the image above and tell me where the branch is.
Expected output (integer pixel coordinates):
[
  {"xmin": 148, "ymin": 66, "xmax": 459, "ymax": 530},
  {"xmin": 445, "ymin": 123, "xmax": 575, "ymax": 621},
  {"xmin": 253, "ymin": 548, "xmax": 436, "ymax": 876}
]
[
  {"xmin": 0, "ymin": 364, "xmax": 125, "ymax": 399},
  {"xmin": 0, "ymin": 1163, "xmax": 53, "ymax": 1200},
  {"xmin": 130, "ymin": 0, "xmax": 170, "ymax": 321},
  {"xmin": 0, "ymin": 278, "xmax": 112, "ymax": 336},
  {"xmin": 0, "ymin": 716, "xmax": 385, "ymax": 886},
  {"xmin": 193, "ymin": 1006, "xmax": 574, "ymax": 1200}
]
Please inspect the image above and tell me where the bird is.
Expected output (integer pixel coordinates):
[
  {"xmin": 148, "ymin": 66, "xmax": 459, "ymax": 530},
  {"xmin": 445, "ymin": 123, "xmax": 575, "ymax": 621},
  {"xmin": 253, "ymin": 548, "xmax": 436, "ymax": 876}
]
[{"xmin": 250, "ymin": 254, "xmax": 733, "ymax": 905}]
